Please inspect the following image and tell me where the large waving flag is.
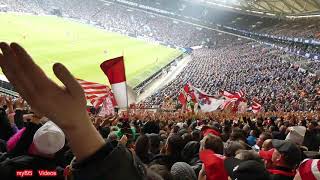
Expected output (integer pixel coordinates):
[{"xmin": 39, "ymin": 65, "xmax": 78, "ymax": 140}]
[
  {"xmin": 220, "ymin": 90, "xmax": 246, "ymax": 112},
  {"xmin": 100, "ymin": 56, "xmax": 128, "ymax": 108},
  {"xmin": 77, "ymin": 79, "xmax": 115, "ymax": 108},
  {"xmin": 192, "ymin": 86, "xmax": 225, "ymax": 112},
  {"xmin": 178, "ymin": 84, "xmax": 197, "ymax": 105}
]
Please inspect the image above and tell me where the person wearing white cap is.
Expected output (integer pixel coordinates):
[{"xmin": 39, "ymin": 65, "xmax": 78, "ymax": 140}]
[{"xmin": 33, "ymin": 121, "xmax": 65, "ymax": 155}]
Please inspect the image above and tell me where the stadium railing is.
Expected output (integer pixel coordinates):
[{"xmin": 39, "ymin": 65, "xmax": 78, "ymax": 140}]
[{"xmin": 133, "ymin": 53, "xmax": 186, "ymax": 94}]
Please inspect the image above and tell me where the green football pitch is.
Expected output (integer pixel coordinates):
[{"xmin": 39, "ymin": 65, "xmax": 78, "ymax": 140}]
[{"xmin": 0, "ymin": 13, "xmax": 182, "ymax": 87}]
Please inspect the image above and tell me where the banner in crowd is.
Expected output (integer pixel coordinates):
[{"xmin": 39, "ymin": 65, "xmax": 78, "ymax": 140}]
[
  {"xmin": 98, "ymin": 96, "xmax": 115, "ymax": 116},
  {"xmin": 192, "ymin": 86, "xmax": 225, "ymax": 112},
  {"xmin": 178, "ymin": 83, "xmax": 263, "ymax": 113},
  {"xmin": 179, "ymin": 84, "xmax": 225, "ymax": 112}
]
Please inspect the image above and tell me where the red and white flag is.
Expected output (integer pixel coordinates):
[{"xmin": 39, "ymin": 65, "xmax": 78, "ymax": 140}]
[
  {"xmin": 235, "ymin": 90, "xmax": 245, "ymax": 99},
  {"xmin": 191, "ymin": 86, "xmax": 224, "ymax": 112},
  {"xmin": 220, "ymin": 99, "xmax": 236, "ymax": 111},
  {"xmin": 77, "ymin": 79, "xmax": 115, "ymax": 108},
  {"xmin": 221, "ymin": 90, "xmax": 244, "ymax": 101},
  {"xmin": 98, "ymin": 96, "xmax": 115, "ymax": 117},
  {"xmin": 100, "ymin": 56, "xmax": 128, "ymax": 108},
  {"xmin": 221, "ymin": 90, "xmax": 238, "ymax": 101},
  {"xmin": 251, "ymin": 99, "xmax": 262, "ymax": 114},
  {"xmin": 178, "ymin": 84, "xmax": 197, "ymax": 105},
  {"xmin": 220, "ymin": 90, "xmax": 246, "ymax": 112},
  {"xmin": 178, "ymin": 92, "xmax": 187, "ymax": 106}
]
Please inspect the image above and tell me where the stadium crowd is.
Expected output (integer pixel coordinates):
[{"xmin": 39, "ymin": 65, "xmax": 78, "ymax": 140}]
[
  {"xmin": 0, "ymin": 1, "xmax": 320, "ymax": 180},
  {"xmin": 145, "ymin": 41, "xmax": 320, "ymax": 112},
  {"xmin": 0, "ymin": 43, "xmax": 320, "ymax": 180},
  {"xmin": 1, "ymin": 0, "xmax": 319, "ymax": 47}
]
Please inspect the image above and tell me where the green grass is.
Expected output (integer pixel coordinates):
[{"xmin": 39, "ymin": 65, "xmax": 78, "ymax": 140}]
[{"xmin": 0, "ymin": 13, "xmax": 182, "ymax": 87}]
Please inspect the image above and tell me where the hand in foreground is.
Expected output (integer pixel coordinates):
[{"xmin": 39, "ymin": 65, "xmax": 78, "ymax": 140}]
[{"xmin": 0, "ymin": 42, "xmax": 104, "ymax": 160}]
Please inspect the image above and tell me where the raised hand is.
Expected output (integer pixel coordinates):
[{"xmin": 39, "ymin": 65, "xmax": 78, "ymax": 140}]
[
  {"xmin": 0, "ymin": 95, "xmax": 6, "ymax": 107},
  {"xmin": 0, "ymin": 42, "xmax": 104, "ymax": 160},
  {"xmin": 0, "ymin": 42, "xmax": 87, "ymax": 129},
  {"xmin": 14, "ymin": 97, "xmax": 25, "ymax": 109},
  {"xmin": 5, "ymin": 96, "xmax": 14, "ymax": 114}
]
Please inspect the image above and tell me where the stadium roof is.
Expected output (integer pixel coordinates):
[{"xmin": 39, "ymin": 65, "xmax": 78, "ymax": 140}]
[{"xmin": 201, "ymin": 0, "xmax": 320, "ymax": 17}]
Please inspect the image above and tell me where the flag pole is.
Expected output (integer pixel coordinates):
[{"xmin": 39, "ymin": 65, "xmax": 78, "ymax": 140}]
[{"xmin": 122, "ymin": 50, "xmax": 130, "ymax": 118}]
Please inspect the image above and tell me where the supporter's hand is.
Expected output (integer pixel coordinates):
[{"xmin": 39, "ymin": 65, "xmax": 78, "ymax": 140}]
[
  {"xmin": 0, "ymin": 95, "xmax": 6, "ymax": 107},
  {"xmin": 30, "ymin": 113, "xmax": 43, "ymax": 125},
  {"xmin": 14, "ymin": 97, "xmax": 25, "ymax": 109},
  {"xmin": 0, "ymin": 42, "xmax": 104, "ymax": 160},
  {"xmin": 119, "ymin": 135, "xmax": 128, "ymax": 146},
  {"xmin": 100, "ymin": 116, "xmax": 113, "ymax": 127},
  {"xmin": 198, "ymin": 164, "xmax": 206, "ymax": 180},
  {"xmin": 5, "ymin": 96, "xmax": 14, "ymax": 114},
  {"xmin": 0, "ymin": 42, "xmax": 87, "ymax": 129}
]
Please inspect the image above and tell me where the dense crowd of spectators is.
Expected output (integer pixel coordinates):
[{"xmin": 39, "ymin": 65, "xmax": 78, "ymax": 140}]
[
  {"xmin": 0, "ymin": 0, "xmax": 320, "ymax": 179},
  {"xmin": 0, "ymin": 46, "xmax": 320, "ymax": 179},
  {"xmin": 145, "ymin": 41, "xmax": 320, "ymax": 112},
  {"xmin": 258, "ymin": 18, "xmax": 320, "ymax": 40},
  {"xmin": 1, "ymin": 0, "xmax": 319, "ymax": 48},
  {"xmin": 0, "ymin": 0, "xmax": 230, "ymax": 47}
]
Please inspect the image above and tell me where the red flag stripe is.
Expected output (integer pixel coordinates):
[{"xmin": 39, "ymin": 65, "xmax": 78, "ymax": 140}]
[
  {"xmin": 100, "ymin": 56, "xmax": 126, "ymax": 84},
  {"xmin": 83, "ymin": 90, "xmax": 110, "ymax": 94},
  {"xmin": 81, "ymin": 85, "xmax": 108, "ymax": 89},
  {"xmin": 77, "ymin": 79, "xmax": 114, "ymax": 108}
]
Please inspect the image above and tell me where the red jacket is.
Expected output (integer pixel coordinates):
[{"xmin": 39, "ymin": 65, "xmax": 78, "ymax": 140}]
[{"xmin": 199, "ymin": 149, "xmax": 228, "ymax": 180}]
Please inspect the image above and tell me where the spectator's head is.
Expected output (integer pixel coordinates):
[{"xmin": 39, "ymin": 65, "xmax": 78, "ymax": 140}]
[
  {"xmin": 149, "ymin": 164, "xmax": 173, "ymax": 180},
  {"xmin": 191, "ymin": 130, "xmax": 201, "ymax": 142},
  {"xmin": 135, "ymin": 135, "xmax": 150, "ymax": 157},
  {"xmin": 249, "ymin": 130, "xmax": 258, "ymax": 137},
  {"xmin": 200, "ymin": 134, "xmax": 223, "ymax": 155},
  {"xmin": 148, "ymin": 133, "xmax": 161, "ymax": 155},
  {"xmin": 30, "ymin": 121, "xmax": 65, "ymax": 157},
  {"xmin": 224, "ymin": 158, "xmax": 270, "ymax": 180},
  {"xmin": 242, "ymin": 124, "xmax": 250, "ymax": 135},
  {"xmin": 224, "ymin": 140, "xmax": 246, "ymax": 157},
  {"xmin": 261, "ymin": 139, "xmax": 273, "ymax": 151},
  {"xmin": 235, "ymin": 150, "xmax": 261, "ymax": 162},
  {"xmin": 148, "ymin": 164, "xmax": 173, "ymax": 180},
  {"xmin": 165, "ymin": 134, "xmax": 184, "ymax": 157},
  {"xmin": 271, "ymin": 139, "xmax": 302, "ymax": 169},
  {"xmin": 170, "ymin": 162, "xmax": 197, "ymax": 180},
  {"xmin": 181, "ymin": 133, "xmax": 192, "ymax": 145},
  {"xmin": 143, "ymin": 121, "xmax": 160, "ymax": 134},
  {"xmin": 256, "ymin": 132, "xmax": 272, "ymax": 148},
  {"xmin": 229, "ymin": 129, "xmax": 246, "ymax": 142},
  {"xmin": 308, "ymin": 121, "xmax": 318, "ymax": 130},
  {"xmin": 181, "ymin": 141, "xmax": 200, "ymax": 163}
]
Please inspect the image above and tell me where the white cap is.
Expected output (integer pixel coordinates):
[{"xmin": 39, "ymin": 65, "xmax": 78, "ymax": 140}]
[
  {"xmin": 33, "ymin": 121, "xmax": 65, "ymax": 155},
  {"xmin": 285, "ymin": 126, "xmax": 306, "ymax": 145}
]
